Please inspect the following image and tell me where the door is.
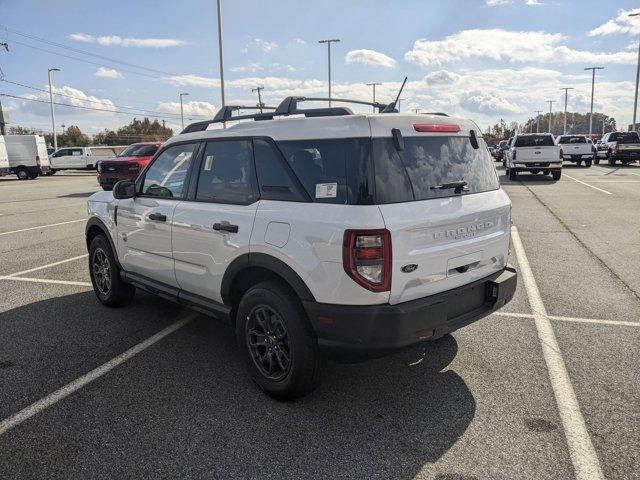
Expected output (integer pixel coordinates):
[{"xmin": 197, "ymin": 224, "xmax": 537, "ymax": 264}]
[
  {"xmin": 117, "ymin": 142, "xmax": 198, "ymax": 287},
  {"xmin": 173, "ymin": 139, "xmax": 259, "ymax": 302},
  {"xmin": 67, "ymin": 148, "xmax": 86, "ymax": 168},
  {"xmin": 50, "ymin": 148, "xmax": 70, "ymax": 168}
]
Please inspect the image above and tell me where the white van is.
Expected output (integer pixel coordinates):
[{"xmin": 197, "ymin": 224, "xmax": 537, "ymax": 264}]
[
  {"xmin": 50, "ymin": 146, "xmax": 122, "ymax": 172},
  {"xmin": 0, "ymin": 136, "xmax": 10, "ymax": 176},
  {"xmin": 4, "ymin": 135, "xmax": 51, "ymax": 180}
]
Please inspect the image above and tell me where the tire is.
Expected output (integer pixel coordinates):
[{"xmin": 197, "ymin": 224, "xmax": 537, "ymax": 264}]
[
  {"xmin": 236, "ymin": 280, "xmax": 321, "ymax": 400},
  {"xmin": 16, "ymin": 168, "xmax": 29, "ymax": 180},
  {"xmin": 101, "ymin": 185, "xmax": 113, "ymax": 191},
  {"xmin": 89, "ymin": 234, "xmax": 135, "ymax": 307},
  {"xmin": 584, "ymin": 158, "xmax": 592, "ymax": 168},
  {"xmin": 551, "ymin": 170, "xmax": 562, "ymax": 181},
  {"xmin": 576, "ymin": 160, "xmax": 582, "ymax": 167},
  {"xmin": 508, "ymin": 168, "xmax": 518, "ymax": 181},
  {"xmin": 594, "ymin": 156, "xmax": 600, "ymax": 165},
  {"xmin": 608, "ymin": 153, "xmax": 615, "ymax": 166},
  {"xmin": 28, "ymin": 171, "xmax": 39, "ymax": 179}
]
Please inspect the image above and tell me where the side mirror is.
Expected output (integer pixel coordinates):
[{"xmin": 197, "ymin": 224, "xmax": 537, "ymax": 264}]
[{"xmin": 113, "ymin": 180, "xmax": 136, "ymax": 199}]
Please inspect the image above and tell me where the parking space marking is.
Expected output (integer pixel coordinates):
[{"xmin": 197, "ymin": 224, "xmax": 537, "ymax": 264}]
[
  {"xmin": 493, "ymin": 311, "xmax": 640, "ymax": 327},
  {"xmin": 511, "ymin": 226, "xmax": 604, "ymax": 480},
  {"xmin": 0, "ymin": 277, "xmax": 92, "ymax": 287},
  {"xmin": 0, "ymin": 219, "xmax": 85, "ymax": 236},
  {"xmin": 563, "ymin": 174, "xmax": 612, "ymax": 195},
  {"xmin": 1, "ymin": 254, "xmax": 88, "ymax": 278},
  {"xmin": 0, "ymin": 313, "xmax": 198, "ymax": 437}
]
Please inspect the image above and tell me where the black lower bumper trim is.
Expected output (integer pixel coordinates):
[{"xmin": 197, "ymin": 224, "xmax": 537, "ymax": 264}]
[{"xmin": 304, "ymin": 266, "xmax": 517, "ymax": 359}]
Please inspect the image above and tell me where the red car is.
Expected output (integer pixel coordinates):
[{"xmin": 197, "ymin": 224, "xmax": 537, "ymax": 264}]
[{"xmin": 97, "ymin": 142, "xmax": 162, "ymax": 190}]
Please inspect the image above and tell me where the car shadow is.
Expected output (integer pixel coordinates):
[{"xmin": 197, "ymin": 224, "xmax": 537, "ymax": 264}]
[
  {"xmin": 498, "ymin": 172, "xmax": 556, "ymax": 185},
  {"xmin": 57, "ymin": 191, "xmax": 99, "ymax": 198},
  {"xmin": 0, "ymin": 292, "xmax": 476, "ymax": 479}
]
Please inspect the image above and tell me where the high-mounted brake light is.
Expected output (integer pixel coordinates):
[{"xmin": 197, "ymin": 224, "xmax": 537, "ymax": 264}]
[
  {"xmin": 413, "ymin": 124, "xmax": 460, "ymax": 133},
  {"xmin": 343, "ymin": 229, "xmax": 392, "ymax": 292}
]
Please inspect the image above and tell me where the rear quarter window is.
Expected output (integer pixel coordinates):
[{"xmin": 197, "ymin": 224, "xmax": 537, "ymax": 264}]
[{"xmin": 373, "ymin": 136, "xmax": 499, "ymax": 204}]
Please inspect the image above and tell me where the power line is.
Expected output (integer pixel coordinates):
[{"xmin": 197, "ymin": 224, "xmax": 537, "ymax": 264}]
[{"xmin": 1, "ymin": 78, "xmax": 210, "ymax": 119}]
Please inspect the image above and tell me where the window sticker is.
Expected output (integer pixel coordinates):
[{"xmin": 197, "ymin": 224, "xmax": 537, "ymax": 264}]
[
  {"xmin": 204, "ymin": 155, "xmax": 214, "ymax": 171},
  {"xmin": 315, "ymin": 182, "xmax": 337, "ymax": 198}
]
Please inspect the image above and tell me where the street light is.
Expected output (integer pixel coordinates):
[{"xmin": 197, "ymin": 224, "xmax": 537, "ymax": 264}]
[
  {"xmin": 318, "ymin": 39, "xmax": 340, "ymax": 106},
  {"xmin": 534, "ymin": 110, "xmax": 543, "ymax": 133},
  {"xmin": 48, "ymin": 68, "xmax": 60, "ymax": 151},
  {"xmin": 252, "ymin": 86, "xmax": 265, "ymax": 113},
  {"xmin": 560, "ymin": 87, "xmax": 574, "ymax": 135},
  {"xmin": 629, "ymin": 12, "xmax": 640, "ymax": 131},
  {"xmin": 398, "ymin": 97, "xmax": 406, "ymax": 112},
  {"xmin": 584, "ymin": 66, "xmax": 604, "ymax": 139},
  {"xmin": 366, "ymin": 82, "xmax": 381, "ymax": 112},
  {"xmin": 179, "ymin": 92, "xmax": 189, "ymax": 130},
  {"xmin": 216, "ymin": 0, "xmax": 225, "ymax": 110},
  {"xmin": 546, "ymin": 100, "xmax": 555, "ymax": 133}
]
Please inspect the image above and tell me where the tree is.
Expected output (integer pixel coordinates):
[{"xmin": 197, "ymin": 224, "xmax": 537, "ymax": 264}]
[
  {"xmin": 59, "ymin": 125, "xmax": 89, "ymax": 147},
  {"xmin": 522, "ymin": 112, "xmax": 616, "ymax": 137},
  {"xmin": 115, "ymin": 117, "xmax": 173, "ymax": 143}
]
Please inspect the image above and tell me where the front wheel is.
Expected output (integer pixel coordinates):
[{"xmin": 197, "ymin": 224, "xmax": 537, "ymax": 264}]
[
  {"xmin": 236, "ymin": 280, "xmax": 321, "ymax": 400},
  {"xmin": 89, "ymin": 234, "xmax": 135, "ymax": 307},
  {"xmin": 552, "ymin": 170, "xmax": 562, "ymax": 181},
  {"xmin": 594, "ymin": 156, "xmax": 600, "ymax": 165},
  {"xmin": 16, "ymin": 168, "xmax": 29, "ymax": 180},
  {"xmin": 608, "ymin": 153, "xmax": 616, "ymax": 166},
  {"xmin": 508, "ymin": 168, "xmax": 518, "ymax": 181}
]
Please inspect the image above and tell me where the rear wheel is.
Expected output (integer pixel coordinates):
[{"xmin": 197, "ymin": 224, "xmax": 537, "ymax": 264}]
[
  {"xmin": 584, "ymin": 158, "xmax": 592, "ymax": 168},
  {"xmin": 16, "ymin": 168, "xmax": 28, "ymax": 180},
  {"xmin": 236, "ymin": 280, "xmax": 321, "ymax": 400},
  {"xmin": 608, "ymin": 153, "xmax": 616, "ymax": 166},
  {"xmin": 551, "ymin": 170, "xmax": 562, "ymax": 181},
  {"xmin": 89, "ymin": 234, "xmax": 135, "ymax": 307},
  {"xmin": 508, "ymin": 168, "xmax": 518, "ymax": 181},
  {"xmin": 594, "ymin": 156, "xmax": 600, "ymax": 165},
  {"xmin": 576, "ymin": 160, "xmax": 582, "ymax": 167},
  {"xmin": 28, "ymin": 171, "xmax": 39, "ymax": 179}
]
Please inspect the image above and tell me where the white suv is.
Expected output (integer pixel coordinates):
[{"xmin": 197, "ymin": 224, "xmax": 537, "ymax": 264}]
[{"xmin": 86, "ymin": 97, "xmax": 517, "ymax": 399}]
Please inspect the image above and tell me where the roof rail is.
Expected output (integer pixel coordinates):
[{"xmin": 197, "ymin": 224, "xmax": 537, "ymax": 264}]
[
  {"xmin": 181, "ymin": 105, "xmax": 276, "ymax": 134},
  {"xmin": 422, "ymin": 112, "xmax": 449, "ymax": 117}
]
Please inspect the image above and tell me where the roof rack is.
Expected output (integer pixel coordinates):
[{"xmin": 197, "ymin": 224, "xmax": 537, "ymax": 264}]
[{"xmin": 180, "ymin": 97, "xmax": 390, "ymax": 134}]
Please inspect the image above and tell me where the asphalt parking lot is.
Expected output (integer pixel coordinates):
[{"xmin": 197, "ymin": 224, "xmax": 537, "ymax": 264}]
[{"xmin": 0, "ymin": 165, "xmax": 639, "ymax": 480}]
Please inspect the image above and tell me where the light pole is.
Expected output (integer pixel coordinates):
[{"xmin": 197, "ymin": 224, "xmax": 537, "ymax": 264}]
[
  {"xmin": 546, "ymin": 100, "xmax": 555, "ymax": 134},
  {"xmin": 318, "ymin": 39, "xmax": 340, "ymax": 106},
  {"xmin": 398, "ymin": 98, "xmax": 406, "ymax": 112},
  {"xmin": 534, "ymin": 111, "xmax": 543, "ymax": 134},
  {"xmin": 252, "ymin": 86, "xmax": 264, "ymax": 112},
  {"xmin": 366, "ymin": 82, "xmax": 381, "ymax": 112},
  {"xmin": 216, "ymin": 0, "xmax": 225, "ymax": 109},
  {"xmin": 179, "ymin": 92, "xmax": 189, "ymax": 130},
  {"xmin": 629, "ymin": 13, "xmax": 640, "ymax": 131},
  {"xmin": 584, "ymin": 66, "xmax": 604, "ymax": 139},
  {"xmin": 560, "ymin": 87, "xmax": 574, "ymax": 135},
  {"xmin": 48, "ymin": 68, "xmax": 60, "ymax": 151}
]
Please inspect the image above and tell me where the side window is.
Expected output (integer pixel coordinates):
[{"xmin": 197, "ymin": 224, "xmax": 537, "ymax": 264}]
[
  {"xmin": 71, "ymin": 149, "xmax": 83, "ymax": 156},
  {"xmin": 141, "ymin": 143, "xmax": 196, "ymax": 198},
  {"xmin": 253, "ymin": 139, "xmax": 306, "ymax": 202},
  {"xmin": 53, "ymin": 149, "xmax": 68, "ymax": 157},
  {"xmin": 195, "ymin": 140, "xmax": 257, "ymax": 204}
]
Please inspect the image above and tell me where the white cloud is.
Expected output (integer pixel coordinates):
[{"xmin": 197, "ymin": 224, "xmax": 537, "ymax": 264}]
[
  {"xmin": 19, "ymin": 85, "xmax": 117, "ymax": 117},
  {"xmin": 424, "ymin": 70, "xmax": 461, "ymax": 85},
  {"xmin": 164, "ymin": 74, "xmax": 221, "ymax": 89},
  {"xmin": 68, "ymin": 33, "xmax": 186, "ymax": 48},
  {"xmin": 345, "ymin": 49, "xmax": 396, "ymax": 68},
  {"xmin": 459, "ymin": 91, "xmax": 524, "ymax": 115},
  {"xmin": 589, "ymin": 8, "xmax": 640, "ymax": 36},
  {"xmin": 242, "ymin": 38, "xmax": 277, "ymax": 53},
  {"xmin": 230, "ymin": 63, "xmax": 264, "ymax": 73},
  {"xmin": 405, "ymin": 29, "xmax": 636, "ymax": 66},
  {"xmin": 293, "ymin": 38, "xmax": 306, "ymax": 45},
  {"xmin": 486, "ymin": 0, "xmax": 542, "ymax": 5},
  {"xmin": 156, "ymin": 101, "xmax": 217, "ymax": 118},
  {"xmin": 94, "ymin": 67, "xmax": 123, "ymax": 79}
]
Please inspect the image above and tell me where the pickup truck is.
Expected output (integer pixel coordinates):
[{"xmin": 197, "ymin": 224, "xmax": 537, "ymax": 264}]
[
  {"xmin": 505, "ymin": 133, "xmax": 562, "ymax": 181},
  {"xmin": 49, "ymin": 146, "xmax": 125, "ymax": 172},
  {"xmin": 600, "ymin": 131, "xmax": 640, "ymax": 166},
  {"xmin": 556, "ymin": 135, "xmax": 593, "ymax": 167}
]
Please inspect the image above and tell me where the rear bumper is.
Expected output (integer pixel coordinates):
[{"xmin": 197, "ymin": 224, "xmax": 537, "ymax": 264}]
[
  {"xmin": 304, "ymin": 266, "xmax": 517, "ymax": 359},
  {"xmin": 512, "ymin": 161, "xmax": 561, "ymax": 172},
  {"xmin": 563, "ymin": 154, "xmax": 593, "ymax": 161},
  {"xmin": 611, "ymin": 150, "xmax": 640, "ymax": 161}
]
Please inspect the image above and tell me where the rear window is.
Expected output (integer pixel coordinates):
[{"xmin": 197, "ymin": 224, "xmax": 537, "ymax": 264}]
[
  {"xmin": 610, "ymin": 132, "xmax": 640, "ymax": 144},
  {"xmin": 514, "ymin": 135, "xmax": 555, "ymax": 147},
  {"xmin": 373, "ymin": 136, "xmax": 499, "ymax": 204},
  {"xmin": 276, "ymin": 138, "xmax": 372, "ymax": 204},
  {"xmin": 557, "ymin": 136, "xmax": 586, "ymax": 144}
]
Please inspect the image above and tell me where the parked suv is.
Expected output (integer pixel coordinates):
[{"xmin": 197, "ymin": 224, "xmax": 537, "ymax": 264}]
[
  {"xmin": 86, "ymin": 99, "xmax": 517, "ymax": 399},
  {"xmin": 96, "ymin": 142, "xmax": 161, "ymax": 190}
]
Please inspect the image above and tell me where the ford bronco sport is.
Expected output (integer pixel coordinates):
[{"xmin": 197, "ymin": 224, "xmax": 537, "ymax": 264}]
[{"xmin": 86, "ymin": 96, "xmax": 517, "ymax": 400}]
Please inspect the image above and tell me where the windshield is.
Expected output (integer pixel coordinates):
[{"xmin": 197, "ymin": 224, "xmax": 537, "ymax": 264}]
[
  {"xmin": 118, "ymin": 144, "xmax": 159, "ymax": 157},
  {"xmin": 557, "ymin": 136, "xmax": 586, "ymax": 144},
  {"xmin": 373, "ymin": 136, "xmax": 499, "ymax": 203},
  {"xmin": 610, "ymin": 132, "xmax": 640, "ymax": 144},
  {"xmin": 514, "ymin": 135, "xmax": 555, "ymax": 147}
]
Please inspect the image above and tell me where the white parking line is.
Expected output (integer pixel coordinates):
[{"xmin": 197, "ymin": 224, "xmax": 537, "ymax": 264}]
[
  {"xmin": 0, "ymin": 313, "xmax": 197, "ymax": 437},
  {"xmin": 0, "ymin": 219, "xmax": 85, "ymax": 236},
  {"xmin": 563, "ymin": 174, "xmax": 612, "ymax": 195},
  {"xmin": 1, "ymin": 254, "xmax": 88, "ymax": 278},
  {"xmin": 0, "ymin": 277, "xmax": 92, "ymax": 287},
  {"xmin": 493, "ymin": 311, "xmax": 640, "ymax": 327},
  {"xmin": 511, "ymin": 226, "xmax": 604, "ymax": 480}
]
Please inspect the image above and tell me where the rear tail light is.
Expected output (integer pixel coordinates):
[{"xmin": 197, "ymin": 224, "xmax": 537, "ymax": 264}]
[
  {"xmin": 615, "ymin": 145, "xmax": 620, "ymax": 153},
  {"xmin": 35, "ymin": 155, "xmax": 41, "ymax": 166},
  {"xmin": 512, "ymin": 149, "xmax": 516, "ymax": 161},
  {"xmin": 413, "ymin": 124, "xmax": 460, "ymax": 133},
  {"xmin": 559, "ymin": 148, "xmax": 563, "ymax": 159},
  {"xmin": 343, "ymin": 229, "xmax": 392, "ymax": 292}
]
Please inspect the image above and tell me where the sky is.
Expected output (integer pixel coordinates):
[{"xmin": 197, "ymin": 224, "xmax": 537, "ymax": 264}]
[{"xmin": 1, "ymin": 0, "xmax": 640, "ymax": 136}]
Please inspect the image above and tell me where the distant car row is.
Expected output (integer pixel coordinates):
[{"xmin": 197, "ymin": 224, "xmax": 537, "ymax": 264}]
[
  {"xmin": 0, "ymin": 135, "xmax": 161, "ymax": 186},
  {"xmin": 489, "ymin": 131, "xmax": 640, "ymax": 179}
]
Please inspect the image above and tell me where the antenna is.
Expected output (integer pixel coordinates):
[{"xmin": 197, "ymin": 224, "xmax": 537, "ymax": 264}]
[{"xmin": 382, "ymin": 77, "xmax": 407, "ymax": 113}]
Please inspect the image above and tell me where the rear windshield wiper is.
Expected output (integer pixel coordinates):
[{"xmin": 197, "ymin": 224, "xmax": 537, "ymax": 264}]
[{"xmin": 430, "ymin": 180, "xmax": 468, "ymax": 194}]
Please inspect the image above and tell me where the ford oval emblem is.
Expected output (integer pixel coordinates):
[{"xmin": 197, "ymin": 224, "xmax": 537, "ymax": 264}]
[{"xmin": 401, "ymin": 264, "xmax": 418, "ymax": 273}]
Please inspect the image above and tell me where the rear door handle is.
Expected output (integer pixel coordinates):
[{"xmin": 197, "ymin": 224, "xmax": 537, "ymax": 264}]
[
  {"xmin": 148, "ymin": 212, "xmax": 167, "ymax": 222},
  {"xmin": 213, "ymin": 222, "xmax": 239, "ymax": 233}
]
